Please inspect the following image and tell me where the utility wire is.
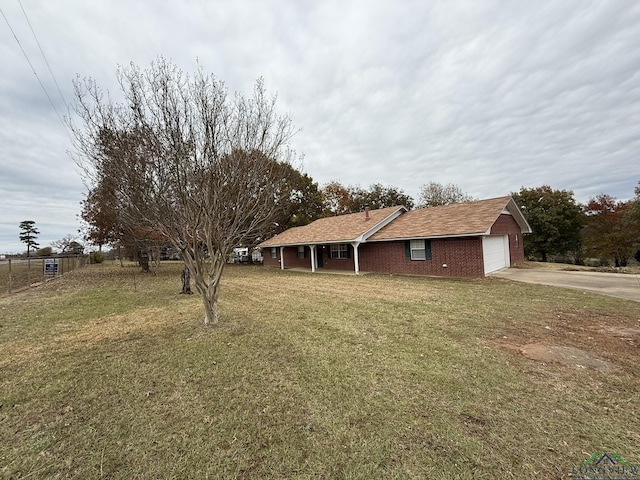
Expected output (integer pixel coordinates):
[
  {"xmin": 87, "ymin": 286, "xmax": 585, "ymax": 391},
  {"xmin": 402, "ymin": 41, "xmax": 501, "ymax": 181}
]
[
  {"xmin": 1, "ymin": 6, "xmax": 71, "ymax": 137},
  {"xmin": 18, "ymin": 0, "xmax": 68, "ymax": 108}
]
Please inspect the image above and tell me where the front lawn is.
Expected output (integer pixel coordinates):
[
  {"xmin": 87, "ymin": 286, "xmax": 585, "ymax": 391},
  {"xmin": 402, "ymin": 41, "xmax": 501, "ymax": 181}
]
[{"xmin": 1, "ymin": 263, "xmax": 639, "ymax": 478}]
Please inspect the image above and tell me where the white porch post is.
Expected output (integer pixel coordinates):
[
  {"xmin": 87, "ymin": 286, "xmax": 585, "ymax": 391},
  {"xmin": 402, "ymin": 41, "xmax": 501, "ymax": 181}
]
[
  {"xmin": 279, "ymin": 246, "xmax": 285, "ymax": 270},
  {"xmin": 352, "ymin": 242, "xmax": 360, "ymax": 274},
  {"xmin": 310, "ymin": 245, "xmax": 316, "ymax": 273}
]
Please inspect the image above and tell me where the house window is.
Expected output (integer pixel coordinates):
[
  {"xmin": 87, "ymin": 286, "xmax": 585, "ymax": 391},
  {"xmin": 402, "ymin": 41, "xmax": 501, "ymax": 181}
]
[
  {"xmin": 406, "ymin": 239, "xmax": 432, "ymax": 260},
  {"xmin": 297, "ymin": 245, "xmax": 305, "ymax": 259},
  {"xmin": 270, "ymin": 247, "xmax": 278, "ymax": 259},
  {"xmin": 330, "ymin": 244, "xmax": 348, "ymax": 259}
]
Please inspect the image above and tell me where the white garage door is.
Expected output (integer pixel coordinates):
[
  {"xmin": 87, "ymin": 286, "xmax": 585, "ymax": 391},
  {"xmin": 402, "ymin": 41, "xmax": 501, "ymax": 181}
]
[{"xmin": 483, "ymin": 235, "xmax": 509, "ymax": 274}]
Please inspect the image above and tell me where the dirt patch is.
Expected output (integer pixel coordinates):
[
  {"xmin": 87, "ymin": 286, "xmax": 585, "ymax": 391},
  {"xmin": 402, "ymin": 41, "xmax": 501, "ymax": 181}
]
[
  {"xmin": 520, "ymin": 343, "xmax": 613, "ymax": 372},
  {"xmin": 598, "ymin": 326, "xmax": 640, "ymax": 347}
]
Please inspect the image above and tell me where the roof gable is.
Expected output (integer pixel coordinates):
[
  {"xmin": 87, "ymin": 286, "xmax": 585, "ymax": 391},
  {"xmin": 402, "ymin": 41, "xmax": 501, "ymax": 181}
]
[
  {"xmin": 368, "ymin": 196, "xmax": 531, "ymax": 241},
  {"xmin": 259, "ymin": 206, "xmax": 406, "ymax": 247}
]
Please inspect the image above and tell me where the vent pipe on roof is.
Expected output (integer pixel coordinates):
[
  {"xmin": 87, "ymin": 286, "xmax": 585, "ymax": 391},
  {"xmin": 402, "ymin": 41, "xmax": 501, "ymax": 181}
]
[{"xmin": 365, "ymin": 205, "xmax": 370, "ymax": 220}]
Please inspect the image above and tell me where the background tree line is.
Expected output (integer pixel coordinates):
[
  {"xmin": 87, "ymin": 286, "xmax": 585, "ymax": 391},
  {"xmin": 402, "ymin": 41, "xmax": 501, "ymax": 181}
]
[
  {"xmin": 82, "ymin": 159, "xmax": 640, "ymax": 270},
  {"xmin": 512, "ymin": 183, "xmax": 640, "ymax": 267}
]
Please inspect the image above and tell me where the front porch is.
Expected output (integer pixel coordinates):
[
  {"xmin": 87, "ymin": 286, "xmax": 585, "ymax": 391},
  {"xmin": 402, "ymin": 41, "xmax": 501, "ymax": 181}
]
[{"xmin": 264, "ymin": 243, "xmax": 366, "ymax": 274}]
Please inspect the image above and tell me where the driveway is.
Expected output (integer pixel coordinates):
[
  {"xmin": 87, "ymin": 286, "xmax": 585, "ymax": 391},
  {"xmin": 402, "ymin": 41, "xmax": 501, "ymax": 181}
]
[{"xmin": 491, "ymin": 268, "xmax": 640, "ymax": 302}]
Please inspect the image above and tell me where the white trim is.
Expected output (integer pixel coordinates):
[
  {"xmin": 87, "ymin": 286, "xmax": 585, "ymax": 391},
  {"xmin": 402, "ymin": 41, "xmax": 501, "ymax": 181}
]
[
  {"xmin": 351, "ymin": 241, "xmax": 360, "ymax": 274},
  {"xmin": 357, "ymin": 207, "xmax": 406, "ymax": 243}
]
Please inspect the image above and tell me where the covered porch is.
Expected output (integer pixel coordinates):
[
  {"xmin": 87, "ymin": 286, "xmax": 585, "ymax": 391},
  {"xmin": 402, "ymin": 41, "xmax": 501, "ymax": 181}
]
[{"xmin": 266, "ymin": 242, "xmax": 366, "ymax": 274}]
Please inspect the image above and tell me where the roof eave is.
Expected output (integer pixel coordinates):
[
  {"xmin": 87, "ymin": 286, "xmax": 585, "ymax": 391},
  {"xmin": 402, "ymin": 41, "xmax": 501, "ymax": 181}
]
[{"xmin": 368, "ymin": 232, "xmax": 487, "ymax": 242}]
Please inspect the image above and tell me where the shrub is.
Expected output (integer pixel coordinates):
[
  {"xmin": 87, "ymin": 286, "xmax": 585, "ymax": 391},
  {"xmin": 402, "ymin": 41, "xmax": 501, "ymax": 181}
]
[{"xmin": 90, "ymin": 251, "xmax": 105, "ymax": 264}]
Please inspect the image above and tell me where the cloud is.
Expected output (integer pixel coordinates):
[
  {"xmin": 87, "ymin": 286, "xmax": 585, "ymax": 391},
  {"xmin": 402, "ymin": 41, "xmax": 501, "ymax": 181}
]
[{"xmin": 1, "ymin": 0, "xmax": 639, "ymax": 252}]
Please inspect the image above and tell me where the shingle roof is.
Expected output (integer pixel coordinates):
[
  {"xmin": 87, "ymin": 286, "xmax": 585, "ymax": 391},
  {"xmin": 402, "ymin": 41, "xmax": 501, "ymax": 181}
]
[
  {"xmin": 368, "ymin": 196, "xmax": 520, "ymax": 240},
  {"xmin": 259, "ymin": 196, "xmax": 531, "ymax": 248},
  {"xmin": 259, "ymin": 206, "xmax": 405, "ymax": 247}
]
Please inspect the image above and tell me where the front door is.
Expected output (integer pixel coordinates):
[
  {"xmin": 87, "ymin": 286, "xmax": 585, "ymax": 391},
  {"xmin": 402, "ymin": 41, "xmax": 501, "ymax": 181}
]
[{"xmin": 317, "ymin": 247, "xmax": 323, "ymax": 268}]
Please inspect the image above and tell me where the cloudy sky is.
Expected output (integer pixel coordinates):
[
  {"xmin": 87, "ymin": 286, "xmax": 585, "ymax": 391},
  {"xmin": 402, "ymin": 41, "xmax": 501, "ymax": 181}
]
[{"xmin": 1, "ymin": 1, "xmax": 639, "ymax": 253}]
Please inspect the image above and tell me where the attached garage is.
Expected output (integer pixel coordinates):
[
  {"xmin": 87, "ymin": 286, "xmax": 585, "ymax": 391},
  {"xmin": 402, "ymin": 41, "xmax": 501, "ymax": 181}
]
[{"xmin": 482, "ymin": 235, "xmax": 509, "ymax": 274}]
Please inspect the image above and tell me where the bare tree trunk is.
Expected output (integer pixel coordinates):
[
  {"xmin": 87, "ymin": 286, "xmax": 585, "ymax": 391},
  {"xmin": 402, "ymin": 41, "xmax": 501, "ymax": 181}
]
[
  {"xmin": 186, "ymin": 254, "xmax": 225, "ymax": 325},
  {"xmin": 139, "ymin": 248, "xmax": 150, "ymax": 273},
  {"xmin": 180, "ymin": 264, "xmax": 192, "ymax": 294},
  {"xmin": 203, "ymin": 281, "xmax": 221, "ymax": 325}
]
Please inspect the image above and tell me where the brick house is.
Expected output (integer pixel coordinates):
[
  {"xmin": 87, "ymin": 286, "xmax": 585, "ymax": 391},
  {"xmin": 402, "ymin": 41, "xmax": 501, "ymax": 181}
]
[{"xmin": 258, "ymin": 196, "xmax": 531, "ymax": 278}]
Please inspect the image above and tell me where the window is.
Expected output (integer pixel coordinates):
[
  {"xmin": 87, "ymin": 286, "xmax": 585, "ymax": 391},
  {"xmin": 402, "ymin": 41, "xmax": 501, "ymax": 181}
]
[
  {"xmin": 330, "ymin": 243, "xmax": 348, "ymax": 259},
  {"xmin": 405, "ymin": 239, "xmax": 432, "ymax": 260},
  {"xmin": 270, "ymin": 247, "xmax": 278, "ymax": 259},
  {"xmin": 297, "ymin": 245, "xmax": 305, "ymax": 259}
]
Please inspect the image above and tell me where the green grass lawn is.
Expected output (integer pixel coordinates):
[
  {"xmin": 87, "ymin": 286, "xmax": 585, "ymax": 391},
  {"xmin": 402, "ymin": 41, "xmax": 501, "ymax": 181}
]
[{"xmin": 1, "ymin": 263, "xmax": 639, "ymax": 479}]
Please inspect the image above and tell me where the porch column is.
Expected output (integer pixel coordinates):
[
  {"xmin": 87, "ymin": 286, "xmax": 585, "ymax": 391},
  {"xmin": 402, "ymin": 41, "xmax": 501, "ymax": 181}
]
[
  {"xmin": 279, "ymin": 246, "xmax": 285, "ymax": 270},
  {"xmin": 351, "ymin": 241, "xmax": 360, "ymax": 274},
  {"xmin": 310, "ymin": 245, "xmax": 316, "ymax": 273}
]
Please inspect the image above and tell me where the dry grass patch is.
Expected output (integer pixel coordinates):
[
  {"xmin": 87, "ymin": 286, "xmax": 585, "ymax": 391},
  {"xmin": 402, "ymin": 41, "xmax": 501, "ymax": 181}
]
[{"xmin": 1, "ymin": 263, "xmax": 639, "ymax": 479}]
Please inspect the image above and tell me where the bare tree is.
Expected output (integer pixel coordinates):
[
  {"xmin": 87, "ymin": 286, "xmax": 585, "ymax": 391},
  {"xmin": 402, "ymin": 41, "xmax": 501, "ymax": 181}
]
[
  {"xmin": 417, "ymin": 182, "xmax": 474, "ymax": 208},
  {"xmin": 70, "ymin": 58, "xmax": 296, "ymax": 324},
  {"xmin": 51, "ymin": 235, "xmax": 84, "ymax": 254}
]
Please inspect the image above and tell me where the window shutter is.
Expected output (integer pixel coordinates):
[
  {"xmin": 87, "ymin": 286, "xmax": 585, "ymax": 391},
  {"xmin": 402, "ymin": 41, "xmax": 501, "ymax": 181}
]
[
  {"xmin": 346, "ymin": 245, "xmax": 351, "ymax": 259},
  {"xmin": 425, "ymin": 240, "xmax": 432, "ymax": 260},
  {"xmin": 405, "ymin": 241, "xmax": 411, "ymax": 259}
]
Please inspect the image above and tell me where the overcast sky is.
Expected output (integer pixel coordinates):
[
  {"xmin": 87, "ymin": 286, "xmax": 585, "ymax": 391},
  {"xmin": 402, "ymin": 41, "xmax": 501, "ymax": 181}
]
[{"xmin": 1, "ymin": 1, "xmax": 639, "ymax": 253}]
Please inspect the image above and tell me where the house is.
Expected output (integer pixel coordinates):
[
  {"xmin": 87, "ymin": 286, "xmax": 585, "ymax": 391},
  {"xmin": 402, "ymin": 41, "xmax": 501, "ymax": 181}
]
[{"xmin": 258, "ymin": 196, "xmax": 532, "ymax": 278}]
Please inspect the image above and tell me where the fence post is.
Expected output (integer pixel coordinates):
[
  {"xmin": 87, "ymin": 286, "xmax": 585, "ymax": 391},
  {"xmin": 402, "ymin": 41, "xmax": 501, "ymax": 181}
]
[{"xmin": 8, "ymin": 258, "xmax": 12, "ymax": 294}]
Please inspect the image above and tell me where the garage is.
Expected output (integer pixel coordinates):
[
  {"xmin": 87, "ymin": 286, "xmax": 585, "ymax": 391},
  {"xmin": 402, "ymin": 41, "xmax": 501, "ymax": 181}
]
[{"xmin": 483, "ymin": 235, "xmax": 509, "ymax": 274}]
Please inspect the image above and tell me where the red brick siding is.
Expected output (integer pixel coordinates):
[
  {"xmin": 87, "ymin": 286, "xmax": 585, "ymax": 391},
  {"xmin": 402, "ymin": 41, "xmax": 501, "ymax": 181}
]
[
  {"xmin": 318, "ymin": 244, "xmax": 356, "ymax": 271},
  {"xmin": 262, "ymin": 247, "xmax": 281, "ymax": 268},
  {"xmin": 262, "ymin": 245, "xmax": 356, "ymax": 271},
  {"xmin": 359, "ymin": 237, "xmax": 485, "ymax": 278},
  {"xmin": 281, "ymin": 246, "xmax": 312, "ymax": 269},
  {"xmin": 490, "ymin": 214, "xmax": 525, "ymax": 266}
]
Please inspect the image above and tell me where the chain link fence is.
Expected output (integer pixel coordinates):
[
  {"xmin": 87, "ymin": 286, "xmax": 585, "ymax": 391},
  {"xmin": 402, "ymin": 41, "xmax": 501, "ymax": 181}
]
[{"xmin": 0, "ymin": 255, "xmax": 89, "ymax": 295}]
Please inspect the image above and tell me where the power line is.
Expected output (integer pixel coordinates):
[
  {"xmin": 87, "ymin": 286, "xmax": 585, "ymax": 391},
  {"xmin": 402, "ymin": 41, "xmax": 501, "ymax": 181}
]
[
  {"xmin": 18, "ymin": 0, "xmax": 69, "ymax": 108},
  {"xmin": 0, "ymin": 6, "xmax": 70, "ymax": 137}
]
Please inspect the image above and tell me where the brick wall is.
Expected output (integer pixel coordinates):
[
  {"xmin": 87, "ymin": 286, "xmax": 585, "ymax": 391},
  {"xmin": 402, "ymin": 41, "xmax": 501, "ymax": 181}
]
[
  {"xmin": 318, "ymin": 245, "xmax": 356, "ymax": 271},
  {"xmin": 262, "ymin": 246, "xmax": 314, "ymax": 269},
  {"xmin": 262, "ymin": 247, "xmax": 280, "ymax": 268},
  {"xmin": 359, "ymin": 237, "xmax": 485, "ymax": 278},
  {"xmin": 490, "ymin": 214, "xmax": 525, "ymax": 266}
]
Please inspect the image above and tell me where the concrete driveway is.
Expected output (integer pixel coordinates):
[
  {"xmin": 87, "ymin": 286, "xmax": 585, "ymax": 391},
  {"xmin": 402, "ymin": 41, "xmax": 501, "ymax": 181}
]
[{"xmin": 491, "ymin": 268, "xmax": 640, "ymax": 302}]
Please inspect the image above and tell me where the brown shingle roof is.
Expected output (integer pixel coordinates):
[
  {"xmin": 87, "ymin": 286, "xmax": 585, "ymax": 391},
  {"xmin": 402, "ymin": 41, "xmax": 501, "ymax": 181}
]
[
  {"xmin": 259, "ymin": 206, "xmax": 405, "ymax": 247},
  {"xmin": 368, "ymin": 196, "xmax": 516, "ymax": 240}
]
